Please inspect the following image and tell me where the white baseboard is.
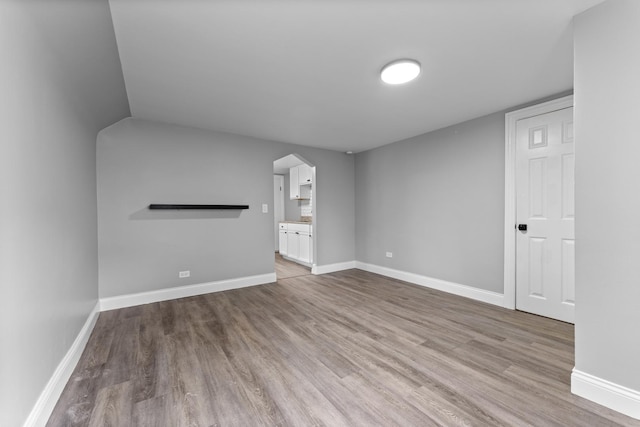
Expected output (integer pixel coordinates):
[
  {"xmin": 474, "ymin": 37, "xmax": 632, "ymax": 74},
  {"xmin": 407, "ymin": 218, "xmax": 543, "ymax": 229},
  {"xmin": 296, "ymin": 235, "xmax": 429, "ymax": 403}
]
[
  {"xmin": 99, "ymin": 272, "xmax": 277, "ymax": 311},
  {"xmin": 572, "ymin": 369, "xmax": 640, "ymax": 420},
  {"xmin": 312, "ymin": 260, "xmax": 357, "ymax": 275},
  {"xmin": 354, "ymin": 261, "xmax": 505, "ymax": 307},
  {"xmin": 23, "ymin": 301, "xmax": 101, "ymax": 427}
]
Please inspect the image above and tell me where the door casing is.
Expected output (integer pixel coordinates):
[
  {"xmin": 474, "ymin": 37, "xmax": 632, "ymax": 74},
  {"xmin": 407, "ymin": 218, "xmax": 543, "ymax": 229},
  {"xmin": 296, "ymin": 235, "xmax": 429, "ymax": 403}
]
[
  {"xmin": 503, "ymin": 95, "xmax": 574, "ymax": 310},
  {"xmin": 273, "ymin": 175, "xmax": 285, "ymax": 251}
]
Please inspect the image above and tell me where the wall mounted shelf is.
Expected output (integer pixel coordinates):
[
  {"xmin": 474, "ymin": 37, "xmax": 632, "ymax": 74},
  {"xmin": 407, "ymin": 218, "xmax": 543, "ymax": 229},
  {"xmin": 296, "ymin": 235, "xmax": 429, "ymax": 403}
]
[{"xmin": 149, "ymin": 204, "xmax": 249, "ymax": 210}]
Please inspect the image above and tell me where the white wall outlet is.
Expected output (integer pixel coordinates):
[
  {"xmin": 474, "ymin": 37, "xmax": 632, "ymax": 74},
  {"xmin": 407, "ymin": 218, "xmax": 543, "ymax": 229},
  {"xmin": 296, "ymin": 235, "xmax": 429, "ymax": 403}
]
[
  {"xmin": 262, "ymin": 203, "xmax": 268, "ymax": 213},
  {"xmin": 386, "ymin": 252, "xmax": 393, "ymax": 258},
  {"xmin": 179, "ymin": 270, "xmax": 190, "ymax": 278}
]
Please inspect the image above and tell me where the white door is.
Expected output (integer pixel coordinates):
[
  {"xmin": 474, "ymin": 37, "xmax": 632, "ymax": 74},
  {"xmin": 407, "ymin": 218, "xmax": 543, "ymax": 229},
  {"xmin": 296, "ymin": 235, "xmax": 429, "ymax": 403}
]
[
  {"xmin": 273, "ymin": 175, "xmax": 284, "ymax": 251},
  {"xmin": 516, "ymin": 107, "xmax": 574, "ymax": 323}
]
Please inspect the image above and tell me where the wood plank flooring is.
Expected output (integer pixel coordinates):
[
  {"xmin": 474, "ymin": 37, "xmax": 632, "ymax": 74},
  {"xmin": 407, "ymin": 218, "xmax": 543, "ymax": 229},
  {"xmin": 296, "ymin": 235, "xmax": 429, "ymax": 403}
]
[
  {"xmin": 47, "ymin": 266, "xmax": 640, "ymax": 426},
  {"xmin": 274, "ymin": 253, "xmax": 311, "ymax": 279}
]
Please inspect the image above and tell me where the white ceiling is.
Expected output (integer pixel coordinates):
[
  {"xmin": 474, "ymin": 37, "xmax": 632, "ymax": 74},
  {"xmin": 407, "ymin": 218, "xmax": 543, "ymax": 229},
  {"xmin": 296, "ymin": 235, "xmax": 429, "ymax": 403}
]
[{"xmin": 109, "ymin": 0, "xmax": 604, "ymax": 153}]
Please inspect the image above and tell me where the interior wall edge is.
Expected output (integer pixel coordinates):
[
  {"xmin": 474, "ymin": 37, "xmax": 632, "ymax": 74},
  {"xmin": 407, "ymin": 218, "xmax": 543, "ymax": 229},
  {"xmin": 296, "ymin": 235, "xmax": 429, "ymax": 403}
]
[{"xmin": 22, "ymin": 302, "xmax": 101, "ymax": 427}]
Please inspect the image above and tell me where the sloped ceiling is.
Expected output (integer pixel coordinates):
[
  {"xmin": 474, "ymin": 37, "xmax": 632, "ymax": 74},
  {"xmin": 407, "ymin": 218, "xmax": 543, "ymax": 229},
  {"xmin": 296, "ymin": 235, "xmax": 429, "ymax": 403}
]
[{"xmin": 109, "ymin": 0, "xmax": 604, "ymax": 152}]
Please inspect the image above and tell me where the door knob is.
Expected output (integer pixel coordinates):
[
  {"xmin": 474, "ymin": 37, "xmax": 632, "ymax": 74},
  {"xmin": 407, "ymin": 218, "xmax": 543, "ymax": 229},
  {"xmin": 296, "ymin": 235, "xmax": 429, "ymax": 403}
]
[{"xmin": 518, "ymin": 224, "xmax": 527, "ymax": 231}]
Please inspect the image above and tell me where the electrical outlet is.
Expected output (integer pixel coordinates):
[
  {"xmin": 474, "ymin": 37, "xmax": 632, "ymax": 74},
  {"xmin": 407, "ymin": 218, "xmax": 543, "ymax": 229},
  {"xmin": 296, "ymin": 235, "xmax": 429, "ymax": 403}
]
[
  {"xmin": 262, "ymin": 203, "xmax": 268, "ymax": 213},
  {"xmin": 179, "ymin": 270, "xmax": 190, "ymax": 278},
  {"xmin": 386, "ymin": 252, "xmax": 393, "ymax": 258}
]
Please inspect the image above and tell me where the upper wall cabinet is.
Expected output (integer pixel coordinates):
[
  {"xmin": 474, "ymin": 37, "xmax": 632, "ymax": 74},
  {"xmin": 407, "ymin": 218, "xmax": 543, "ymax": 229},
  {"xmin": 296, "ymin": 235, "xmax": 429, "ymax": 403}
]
[
  {"xmin": 289, "ymin": 164, "xmax": 312, "ymax": 200},
  {"xmin": 289, "ymin": 166, "xmax": 300, "ymax": 199},
  {"xmin": 298, "ymin": 164, "xmax": 312, "ymax": 186}
]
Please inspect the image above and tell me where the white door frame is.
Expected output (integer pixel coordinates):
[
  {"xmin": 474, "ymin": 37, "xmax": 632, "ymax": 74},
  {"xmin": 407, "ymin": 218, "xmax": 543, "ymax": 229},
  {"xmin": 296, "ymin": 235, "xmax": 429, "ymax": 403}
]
[
  {"xmin": 274, "ymin": 175, "xmax": 285, "ymax": 251},
  {"xmin": 503, "ymin": 95, "xmax": 574, "ymax": 309}
]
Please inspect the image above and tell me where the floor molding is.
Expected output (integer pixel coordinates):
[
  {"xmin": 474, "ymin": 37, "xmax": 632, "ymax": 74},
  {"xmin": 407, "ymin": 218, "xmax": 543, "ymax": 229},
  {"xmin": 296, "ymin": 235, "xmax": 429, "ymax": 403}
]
[
  {"xmin": 572, "ymin": 369, "xmax": 640, "ymax": 420},
  {"xmin": 311, "ymin": 260, "xmax": 357, "ymax": 275},
  {"xmin": 23, "ymin": 301, "xmax": 101, "ymax": 427},
  {"xmin": 355, "ymin": 262, "xmax": 505, "ymax": 307},
  {"xmin": 99, "ymin": 272, "xmax": 277, "ymax": 311}
]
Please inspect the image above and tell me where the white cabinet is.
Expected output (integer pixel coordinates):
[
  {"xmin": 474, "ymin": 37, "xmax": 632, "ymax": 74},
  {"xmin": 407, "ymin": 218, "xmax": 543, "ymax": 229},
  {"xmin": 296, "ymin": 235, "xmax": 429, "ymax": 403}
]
[
  {"xmin": 287, "ymin": 230, "xmax": 299, "ymax": 259},
  {"xmin": 298, "ymin": 233, "xmax": 311, "ymax": 263},
  {"xmin": 289, "ymin": 166, "xmax": 300, "ymax": 199},
  {"xmin": 298, "ymin": 164, "xmax": 312, "ymax": 186},
  {"xmin": 279, "ymin": 222, "xmax": 312, "ymax": 265},
  {"xmin": 278, "ymin": 223, "xmax": 288, "ymax": 256},
  {"xmin": 289, "ymin": 164, "xmax": 312, "ymax": 200}
]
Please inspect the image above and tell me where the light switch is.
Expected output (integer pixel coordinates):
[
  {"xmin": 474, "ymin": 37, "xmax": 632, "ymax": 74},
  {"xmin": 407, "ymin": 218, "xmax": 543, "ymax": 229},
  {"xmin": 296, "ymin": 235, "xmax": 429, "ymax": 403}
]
[{"xmin": 262, "ymin": 204, "xmax": 268, "ymax": 213}]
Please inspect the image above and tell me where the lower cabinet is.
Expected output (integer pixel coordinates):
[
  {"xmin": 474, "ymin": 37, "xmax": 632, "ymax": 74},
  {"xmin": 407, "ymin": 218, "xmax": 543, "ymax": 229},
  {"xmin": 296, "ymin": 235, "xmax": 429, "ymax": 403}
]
[
  {"xmin": 279, "ymin": 229, "xmax": 288, "ymax": 256},
  {"xmin": 279, "ymin": 222, "xmax": 312, "ymax": 265},
  {"xmin": 299, "ymin": 233, "xmax": 311, "ymax": 263}
]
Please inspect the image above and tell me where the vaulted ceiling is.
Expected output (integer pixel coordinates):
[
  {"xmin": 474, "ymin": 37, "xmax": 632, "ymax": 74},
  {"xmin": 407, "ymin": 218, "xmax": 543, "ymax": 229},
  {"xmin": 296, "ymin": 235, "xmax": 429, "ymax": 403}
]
[{"xmin": 108, "ymin": 0, "xmax": 604, "ymax": 152}]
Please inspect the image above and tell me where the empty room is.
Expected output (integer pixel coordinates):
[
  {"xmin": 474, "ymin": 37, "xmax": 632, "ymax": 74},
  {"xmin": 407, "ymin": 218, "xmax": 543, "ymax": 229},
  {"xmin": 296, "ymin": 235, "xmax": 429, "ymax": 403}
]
[{"xmin": 2, "ymin": 0, "xmax": 640, "ymax": 426}]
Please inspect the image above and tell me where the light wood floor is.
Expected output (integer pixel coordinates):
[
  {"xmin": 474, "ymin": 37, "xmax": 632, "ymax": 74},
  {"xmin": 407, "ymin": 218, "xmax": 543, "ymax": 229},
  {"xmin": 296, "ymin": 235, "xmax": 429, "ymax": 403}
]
[
  {"xmin": 275, "ymin": 252, "xmax": 311, "ymax": 279},
  {"xmin": 47, "ymin": 268, "xmax": 639, "ymax": 426}
]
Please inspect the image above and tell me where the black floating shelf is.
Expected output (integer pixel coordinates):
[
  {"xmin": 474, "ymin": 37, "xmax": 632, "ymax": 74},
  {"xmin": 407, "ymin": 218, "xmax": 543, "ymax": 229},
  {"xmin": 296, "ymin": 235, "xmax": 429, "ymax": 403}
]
[{"xmin": 149, "ymin": 204, "xmax": 249, "ymax": 210}]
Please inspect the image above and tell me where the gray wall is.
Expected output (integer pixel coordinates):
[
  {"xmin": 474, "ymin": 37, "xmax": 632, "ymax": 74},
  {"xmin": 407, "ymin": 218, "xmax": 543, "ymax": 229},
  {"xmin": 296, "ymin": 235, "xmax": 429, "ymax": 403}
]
[
  {"xmin": 0, "ymin": 1, "xmax": 129, "ymax": 425},
  {"xmin": 97, "ymin": 118, "xmax": 354, "ymax": 298},
  {"xmin": 574, "ymin": 0, "xmax": 640, "ymax": 392},
  {"xmin": 355, "ymin": 113, "xmax": 506, "ymax": 293}
]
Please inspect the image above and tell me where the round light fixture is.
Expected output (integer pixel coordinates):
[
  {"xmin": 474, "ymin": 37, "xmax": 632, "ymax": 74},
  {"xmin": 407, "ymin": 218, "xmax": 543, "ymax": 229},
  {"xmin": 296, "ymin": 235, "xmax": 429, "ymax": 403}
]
[{"xmin": 380, "ymin": 59, "xmax": 421, "ymax": 85}]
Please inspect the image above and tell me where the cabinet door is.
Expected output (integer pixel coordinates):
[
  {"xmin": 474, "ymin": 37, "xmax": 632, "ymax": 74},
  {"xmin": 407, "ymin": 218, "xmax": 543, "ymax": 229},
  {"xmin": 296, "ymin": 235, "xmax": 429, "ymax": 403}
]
[
  {"xmin": 287, "ymin": 231, "xmax": 300, "ymax": 259},
  {"xmin": 279, "ymin": 231, "xmax": 288, "ymax": 255},
  {"xmin": 298, "ymin": 164, "xmax": 312, "ymax": 185},
  {"xmin": 299, "ymin": 233, "xmax": 311, "ymax": 263},
  {"xmin": 289, "ymin": 166, "xmax": 299, "ymax": 199}
]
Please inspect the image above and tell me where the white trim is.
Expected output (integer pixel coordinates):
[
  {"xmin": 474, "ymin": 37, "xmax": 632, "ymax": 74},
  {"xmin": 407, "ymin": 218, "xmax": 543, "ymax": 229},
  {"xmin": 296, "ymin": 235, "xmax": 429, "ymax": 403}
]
[
  {"xmin": 23, "ymin": 302, "xmax": 101, "ymax": 427},
  {"xmin": 503, "ymin": 95, "xmax": 574, "ymax": 310},
  {"xmin": 99, "ymin": 273, "xmax": 277, "ymax": 311},
  {"xmin": 572, "ymin": 369, "xmax": 640, "ymax": 420},
  {"xmin": 311, "ymin": 260, "xmax": 357, "ymax": 275},
  {"xmin": 355, "ymin": 262, "xmax": 504, "ymax": 307}
]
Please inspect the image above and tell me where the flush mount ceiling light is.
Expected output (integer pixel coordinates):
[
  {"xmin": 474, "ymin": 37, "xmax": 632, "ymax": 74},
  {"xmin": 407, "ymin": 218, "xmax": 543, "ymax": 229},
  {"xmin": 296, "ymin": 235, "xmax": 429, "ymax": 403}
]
[{"xmin": 380, "ymin": 59, "xmax": 421, "ymax": 85}]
